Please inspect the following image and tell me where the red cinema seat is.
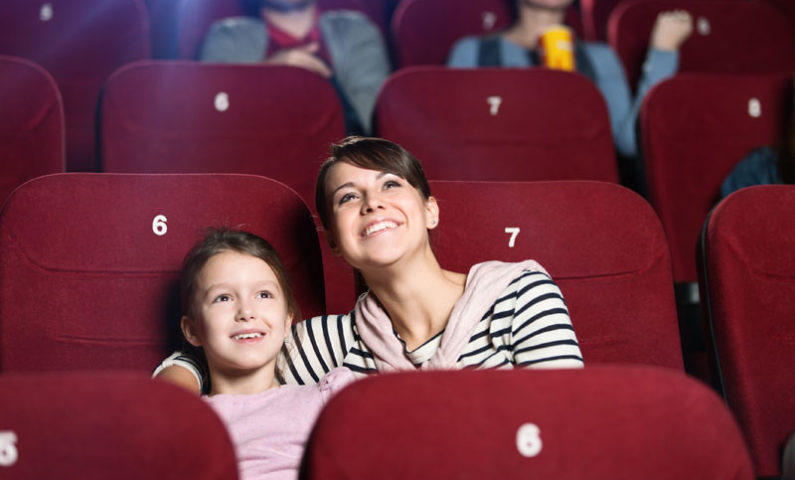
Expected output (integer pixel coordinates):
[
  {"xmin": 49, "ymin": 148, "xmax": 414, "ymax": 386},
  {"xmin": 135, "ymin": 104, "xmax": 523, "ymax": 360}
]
[
  {"xmin": 303, "ymin": 367, "xmax": 753, "ymax": 480},
  {"xmin": 609, "ymin": 0, "xmax": 795, "ymax": 92},
  {"xmin": 0, "ymin": 372, "xmax": 238, "ymax": 479},
  {"xmin": 391, "ymin": 0, "xmax": 513, "ymax": 67},
  {"xmin": 580, "ymin": 0, "xmax": 623, "ymax": 41},
  {"xmin": 0, "ymin": 56, "xmax": 64, "ymax": 205},
  {"xmin": 429, "ymin": 180, "xmax": 681, "ymax": 368},
  {"xmin": 100, "ymin": 61, "xmax": 344, "ymax": 207},
  {"xmin": 641, "ymin": 73, "xmax": 792, "ymax": 285},
  {"xmin": 700, "ymin": 185, "xmax": 795, "ymax": 478},
  {"xmin": 149, "ymin": 0, "xmax": 389, "ymax": 60},
  {"xmin": 375, "ymin": 67, "xmax": 618, "ymax": 183},
  {"xmin": 0, "ymin": 173, "xmax": 324, "ymax": 373},
  {"xmin": 0, "ymin": 0, "xmax": 150, "ymax": 172}
]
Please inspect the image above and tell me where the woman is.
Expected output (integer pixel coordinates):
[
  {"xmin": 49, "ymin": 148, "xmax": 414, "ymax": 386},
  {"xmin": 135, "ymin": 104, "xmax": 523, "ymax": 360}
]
[{"xmin": 156, "ymin": 137, "xmax": 583, "ymax": 390}]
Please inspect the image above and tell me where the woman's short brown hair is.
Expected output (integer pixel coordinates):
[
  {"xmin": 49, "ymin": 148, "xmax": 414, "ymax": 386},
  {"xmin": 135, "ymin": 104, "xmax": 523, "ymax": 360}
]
[{"xmin": 314, "ymin": 136, "xmax": 432, "ymax": 230}]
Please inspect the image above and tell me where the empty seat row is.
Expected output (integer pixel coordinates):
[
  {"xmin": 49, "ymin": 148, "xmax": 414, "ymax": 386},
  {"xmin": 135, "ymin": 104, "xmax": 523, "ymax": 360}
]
[{"xmin": 0, "ymin": 366, "xmax": 754, "ymax": 479}]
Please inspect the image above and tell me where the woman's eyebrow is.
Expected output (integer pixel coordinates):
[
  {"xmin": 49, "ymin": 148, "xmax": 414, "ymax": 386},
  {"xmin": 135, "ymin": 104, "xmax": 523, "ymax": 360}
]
[{"xmin": 330, "ymin": 182, "xmax": 355, "ymax": 198}]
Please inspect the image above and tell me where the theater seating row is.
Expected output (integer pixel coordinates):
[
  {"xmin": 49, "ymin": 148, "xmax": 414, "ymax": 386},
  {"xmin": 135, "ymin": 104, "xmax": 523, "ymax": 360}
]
[
  {"xmin": 1, "ymin": 0, "xmax": 793, "ymax": 171},
  {"xmin": 0, "ymin": 174, "xmax": 792, "ymax": 477},
  {"xmin": 3, "ymin": 51, "xmax": 793, "ymax": 305},
  {"xmin": 1, "ymin": 366, "xmax": 757, "ymax": 479}
]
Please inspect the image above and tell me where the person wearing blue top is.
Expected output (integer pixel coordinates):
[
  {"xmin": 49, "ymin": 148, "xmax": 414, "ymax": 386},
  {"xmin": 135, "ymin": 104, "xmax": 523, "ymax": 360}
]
[{"xmin": 447, "ymin": 0, "xmax": 693, "ymax": 162}]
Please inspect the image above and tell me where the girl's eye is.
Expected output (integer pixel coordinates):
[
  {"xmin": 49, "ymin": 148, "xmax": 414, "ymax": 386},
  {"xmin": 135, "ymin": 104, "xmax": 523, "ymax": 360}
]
[
  {"xmin": 213, "ymin": 294, "xmax": 232, "ymax": 303},
  {"xmin": 257, "ymin": 291, "xmax": 273, "ymax": 299}
]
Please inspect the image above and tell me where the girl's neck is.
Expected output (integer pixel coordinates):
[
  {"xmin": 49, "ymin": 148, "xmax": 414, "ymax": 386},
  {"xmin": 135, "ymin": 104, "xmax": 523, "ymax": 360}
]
[
  {"xmin": 208, "ymin": 364, "xmax": 279, "ymax": 396},
  {"xmin": 261, "ymin": 3, "xmax": 316, "ymax": 38},
  {"xmin": 504, "ymin": 3, "xmax": 567, "ymax": 49},
  {"xmin": 361, "ymin": 249, "xmax": 466, "ymax": 351}
]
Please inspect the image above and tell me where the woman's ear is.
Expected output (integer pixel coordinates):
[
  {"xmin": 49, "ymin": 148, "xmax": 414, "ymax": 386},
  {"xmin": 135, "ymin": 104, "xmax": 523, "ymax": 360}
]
[
  {"xmin": 425, "ymin": 196, "xmax": 440, "ymax": 230},
  {"xmin": 322, "ymin": 228, "xmax": 342, "ymax": 256},
  {"xmin": 181, "ymin": 315, "xmax": 203, "ymax": 347}
]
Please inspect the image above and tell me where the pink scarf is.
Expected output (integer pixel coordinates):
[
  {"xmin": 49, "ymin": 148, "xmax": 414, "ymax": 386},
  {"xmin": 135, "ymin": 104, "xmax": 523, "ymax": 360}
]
[{"xmin": 354, "ymin": 260, "xmax": 549, "ymax": 372}]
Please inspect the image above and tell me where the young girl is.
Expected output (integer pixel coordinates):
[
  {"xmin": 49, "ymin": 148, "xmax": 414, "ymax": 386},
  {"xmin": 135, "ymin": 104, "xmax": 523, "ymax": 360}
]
[{"xmin": 169, "ymin": 228, "xmax": 352, "ymax": 480}]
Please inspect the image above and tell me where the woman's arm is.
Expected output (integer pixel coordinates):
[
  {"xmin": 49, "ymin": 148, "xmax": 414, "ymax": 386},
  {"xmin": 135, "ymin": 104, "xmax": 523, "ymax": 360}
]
[
  {"xmin": 279, "ymin": 314, "xmax": 356, "ymax": 385},
  {"xmin": 152, "ymin": 352, "xmax": 205, "ymax": 394},
  {"xmin": 509, "ymin": 271, "xmax": 584, "ymax": 368}
]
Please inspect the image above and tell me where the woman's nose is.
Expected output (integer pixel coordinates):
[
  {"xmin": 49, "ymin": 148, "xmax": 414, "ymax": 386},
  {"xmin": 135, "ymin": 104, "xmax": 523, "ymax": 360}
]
[{"xmin": 360, "ymin": 191, "xmax": 383, "ymax": 214}]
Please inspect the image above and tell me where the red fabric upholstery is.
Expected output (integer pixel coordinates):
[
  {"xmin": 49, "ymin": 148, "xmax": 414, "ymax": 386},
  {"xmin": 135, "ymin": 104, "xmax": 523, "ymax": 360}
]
[
  {"xmin": 609, "ymin": 0, "xmax": 795, "ymax": 92},
  {"xmin": 0, "ymin": 371, "xmax": 238, "ymax": 479},
  {"xmin": 100, "ymin": 61, "xmax": 344, "ymax": 207},
  {"xmin": 375, "ymin": 67, "xmax": 618, "ymax": 182},
  {"xmin": 641, "ymin": 73, "xmax": 792, "ymax": 283},
  {"xmin": 303, "ymin": 367, "xmax": 753, "ymax": 480},
  {"xmin": 429, "ymin": 180, "xmax": 681, "ymax": 367},
  {"xmin": 700, "ymin": 185, "xmax": 795, "ymax": 477},
  {"xmin": 580, "ymin": 0, "xmax": 622, "ymax": 41},
  {"xmin": 391, "ymin": 0, "xmax": 512, "ymax": 67},
  {"xmin": 0, "ymin": 173, "xmax": 324, "ymax": 373},
  {"xmin": 148, "ymin": 0, "xmax": 389, "ymax": 60},
  {"xmin": 0, "ymin": 0, "xmax": 150, "ymax": 172},
  {"xmin": 0, "ymin": 56, "xmax": 64, "ymax": 205}
]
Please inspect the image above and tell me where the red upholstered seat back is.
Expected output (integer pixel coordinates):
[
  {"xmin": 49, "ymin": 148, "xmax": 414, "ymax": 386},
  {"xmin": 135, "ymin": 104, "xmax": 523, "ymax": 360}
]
[
  {"xmin": 609, "ymin": 0, "xmax": 795, "ymax": 92},
  {"xmin": 641, "ymin": 73, "xmax": 792, "ymax": 283},
  {"xmin": 430, "ymin": 180, "xmax": 681, "ymax": 367},
  {"xmin": 580, "ymin": 0, "xmax": 622, "ymax": 41},
  {"xmin": 376, "ymin": 67, "xmax": 618, "ymax": 183},
  {"xmin": 0, "ymin": 372, "xmax": 238, "ymax": 479},
  {"xmin": 391, "ymin": 0, "xmax": 512, "ymax": 67},
  {"xmin": 303, "ymin": 367, "xmax": 753, "ymax": 479},
  {"xmin": 0, "ymin": 56, "xmax": 64, "ymax": 205},
  {"xmin": 100, "ymin": 61, "xmax": 344, "ymax": 207},
  {"xmin": 700, "ymin": 185, "xmax": 795, "ymax": 477},
  {"xmin": 148, "ymin": 0, "xmax": 389, "ymax": 60},
  {"xmin": 0, "ymin": 173, "xmax": 324, "ymax": 373},
  {"xmin": 0, "ymin": 0, "xmax": 150, "ymax": 172}
]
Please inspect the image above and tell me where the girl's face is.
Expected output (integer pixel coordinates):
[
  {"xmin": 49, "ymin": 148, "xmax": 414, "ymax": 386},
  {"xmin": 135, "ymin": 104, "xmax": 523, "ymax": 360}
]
[
  {"xmin": 182, "ymin": 250, "xmax": 292, "ymax": 379},
  {"xmin": 325, "ymin": 162, "xmax": 439, "ymax": 270}
]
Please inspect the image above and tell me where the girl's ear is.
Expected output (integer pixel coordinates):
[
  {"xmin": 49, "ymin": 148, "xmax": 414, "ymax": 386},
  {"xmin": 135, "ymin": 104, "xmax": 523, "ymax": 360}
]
[
  {"xmin": 181, "ymin": 315, "xmax": 203, "ymax": 347},
  {"xmin": 425, "ymin": 196, "xmax": 440, "ymax": 230}
]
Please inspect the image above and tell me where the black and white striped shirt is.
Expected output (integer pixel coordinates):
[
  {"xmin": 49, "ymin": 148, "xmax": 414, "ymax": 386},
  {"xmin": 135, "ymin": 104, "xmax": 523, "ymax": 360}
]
[{"xmin": 279, "ymin": 269, "xmax": 583, "ymax": 384}]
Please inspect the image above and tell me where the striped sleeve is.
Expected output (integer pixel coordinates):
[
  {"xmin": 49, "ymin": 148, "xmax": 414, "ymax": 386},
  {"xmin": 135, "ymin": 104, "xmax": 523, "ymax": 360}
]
[
  {"xmin": 510, "ymin": 271, "xmax": 584, "ymax": 368},
  {"xmin": 279, "ymin": 313, "xmax": 357, "ymax": 385}
]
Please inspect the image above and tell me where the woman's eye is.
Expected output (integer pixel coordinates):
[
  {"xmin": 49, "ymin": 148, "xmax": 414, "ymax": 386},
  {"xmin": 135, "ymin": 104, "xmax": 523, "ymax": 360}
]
[
  {"xmin": 338, "ymin": 192, "xmax": 356, "ymax": 205},
  {"xmin": 383, "ymin": 179, "xmax": 402, "ymax": 189}
]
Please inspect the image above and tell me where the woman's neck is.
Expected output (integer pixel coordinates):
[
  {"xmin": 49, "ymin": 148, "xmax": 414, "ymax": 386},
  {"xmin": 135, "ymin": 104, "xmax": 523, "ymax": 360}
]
[
  {"xmin": 362, "ymin": 249, "xmax": 467, "ymax": 351},
  {"xmin": 261, "ymin": 3, "xmax": 316, "ymax": 38},
  {"xmin": 208, "ymin": 364, "xmax": 279, "ymax": 396},
  {"xmin": 504, "ymin": 3, "xmax": 567, "ymax": 49}
]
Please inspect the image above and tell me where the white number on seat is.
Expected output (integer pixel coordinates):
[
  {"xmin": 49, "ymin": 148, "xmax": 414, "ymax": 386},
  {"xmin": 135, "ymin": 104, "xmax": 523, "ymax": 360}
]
[
  {"xmin": 505, "ymin": 227, "xmax": 520, "ymax": 248},
  {"xmin": 39, "ymin": 3, "xmax": 53, "ymax": 21},
  {"xmin": 487, "ymin": 96, "xmax": 503, "ymax": 116},
  {"xmin": 482, "ymin": 11, "xmax": 497, "ymax": 31},
  {"xmin": 516, "ymin": 423, "xmax": 542, "ymax": 457},
  {"xmin": 0, "ymin": 431, "xmax": 18, "ymax": 467},
  {"xmin": 152, "ymin": 215, "xmax": 168, "ymax": 236},
  {"xmin": 748, "ymin": 98, "xmax": 761, "ymax": 118},
  {"xmin": 214, "ymin": 92, "xmax": 230, "ymax": 112}
]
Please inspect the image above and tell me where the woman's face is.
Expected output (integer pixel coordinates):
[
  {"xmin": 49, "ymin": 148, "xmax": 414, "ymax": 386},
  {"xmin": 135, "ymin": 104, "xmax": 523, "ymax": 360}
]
[{"xmin": 324, "ymin": 162, "xmax": 438, "ymax": 271}]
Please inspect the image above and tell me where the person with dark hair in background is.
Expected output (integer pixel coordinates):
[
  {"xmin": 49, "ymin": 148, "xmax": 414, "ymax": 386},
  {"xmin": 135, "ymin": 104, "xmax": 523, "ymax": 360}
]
[{"xmin": 200, "ymin": 0, "xmax": 390, "ymax": 135}]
